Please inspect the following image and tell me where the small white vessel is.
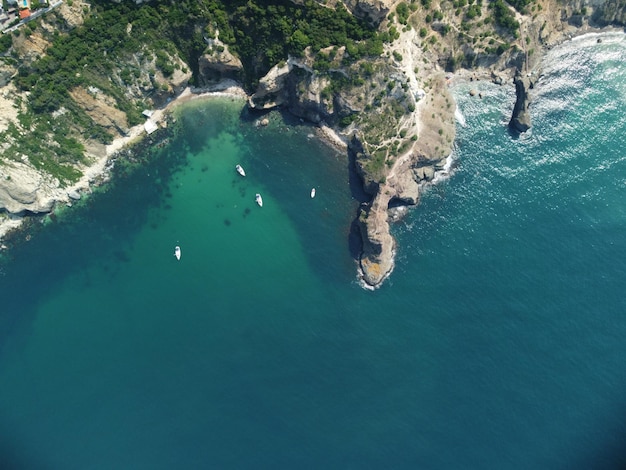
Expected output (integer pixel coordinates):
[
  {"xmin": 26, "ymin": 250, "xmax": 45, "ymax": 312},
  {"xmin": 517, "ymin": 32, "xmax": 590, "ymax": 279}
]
[
  {"xmin": 174, "ymin": 245, "xmax": 181, "ymax": 260},
  {"xmin": 310, "ymin": 188, "xmax": 316, "ymax": 198},
  {"xmin": 236, "ymin": 164, "xmax": 246, "ymax": 177},
  {"xmin": 255, "ymin": 193, "xmax": 263, "ymax": 207}
]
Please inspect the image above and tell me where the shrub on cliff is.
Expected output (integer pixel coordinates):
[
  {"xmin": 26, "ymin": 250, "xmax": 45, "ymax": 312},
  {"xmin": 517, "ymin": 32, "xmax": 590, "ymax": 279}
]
[
  {"xmin": 0, "ymin": 34, "xmax": 12, "ymax": 54},
  {"xmin": 490, "ymin": 0, "xmax": 520, "ymax": 35}
]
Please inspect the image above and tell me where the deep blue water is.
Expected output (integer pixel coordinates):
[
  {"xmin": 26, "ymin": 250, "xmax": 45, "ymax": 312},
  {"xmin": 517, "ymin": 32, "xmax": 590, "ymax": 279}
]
[{"xmin": 1, "ymin": 32, "xmax": 625, "ymax": 469}]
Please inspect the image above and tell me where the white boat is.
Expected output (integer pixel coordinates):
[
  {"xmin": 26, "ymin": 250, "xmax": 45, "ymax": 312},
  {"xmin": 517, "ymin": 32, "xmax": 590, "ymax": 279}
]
[
  {"xmin": 255, "ymin": 193, "xmax": 263, "ymax": 207},
  {"xmin": 310, "ymin": 188, "xmax": 316, "ymax": 198},
  {"xmin": 174, "ymin": 245, "xmax": 181, "ymax": 260},
  {"xmin": 236, "ymin": 164, "xmax": 246, "ymax": 177}
]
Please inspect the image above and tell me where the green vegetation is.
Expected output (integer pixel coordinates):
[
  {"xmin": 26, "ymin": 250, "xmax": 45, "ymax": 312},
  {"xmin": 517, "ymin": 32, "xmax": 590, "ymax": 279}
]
[
  {"xmin": 506, "ymin": 0, "xmax": 536, "ymax": 14},
  {"xmin": 490, "ymin": 0, "xmax": 520, "ymax": 35},
  {"xmin": 15, "ymin": 0, "xmax": 386, "ymax": 112},
  {"xmin": 225, "ymin": 0, "xmax": 386, "ymax": 86},
  {"xmin": 0, "ymin": 34, "xmax": 12, "ymax": 54},
  {"xmin": 396, "ymin": 2, "xmax": 411, "ymax": 24}
]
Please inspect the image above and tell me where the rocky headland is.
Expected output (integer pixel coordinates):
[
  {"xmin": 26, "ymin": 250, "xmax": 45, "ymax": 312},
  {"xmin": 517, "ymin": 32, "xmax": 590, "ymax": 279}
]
[
  {"xmin": 0, "ymin": 0, "xmax": 624, "ymax": 286},
  {"xmin": 509, "ymin": 71, "xmax": 534, "ymax": 133}
]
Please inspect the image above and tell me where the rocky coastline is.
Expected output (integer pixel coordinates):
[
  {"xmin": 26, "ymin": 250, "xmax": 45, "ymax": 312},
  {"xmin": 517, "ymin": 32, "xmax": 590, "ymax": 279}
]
[{"xmin": 1, "ymin": 0, "xmax": 624, "ymax": 288}]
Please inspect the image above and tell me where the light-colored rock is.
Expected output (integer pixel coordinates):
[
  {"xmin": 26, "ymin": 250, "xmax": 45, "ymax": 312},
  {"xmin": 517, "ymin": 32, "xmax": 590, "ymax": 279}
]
[
  {"xmin": 358, "ymin": 191, "xmax": 395, "ymax": 287},
  {"xmin": 0, "ymin": 83, "xmax": 21, "ymax": 133},
  {"xmin": 352, "ymin": 70, "xmax": 456, "ymax": 288},
  {"xmin": 56, "ymin": 0, "xmax": 87, "ymax": 29},
  {"xmin": 151, "ymin": 54, "xmax": 193, "ymax": 106},
  {"xmin": 248, "ymin": 61, "xmax": 291, "ymax": 109},
  {"xmin": 0, "ymin": 161, "xmax": 61, "ymax": 214},
  {"xmin": 344, "ymin": 0, "xmax": 393, "ymax": 25},
  {"xmin": 198, "ymin": 42, "xmax": 243, "ymax": 85},
  {"xmin": 509, "ymin": 72, "xmax": 532, "ymax": 133},
  {"xmin": 0, "ymin": 63, "xmax": 16, "ymax": 88},
  {"xmin": 389, "ymin": 166, "xmax": 420, "ymax": 205},
  {"xmin": 69, "ymin": 87, "xmax": 130, "ymax": 137},
  {"xmin": 67, "ymin": 190, "xmax": 81, "ymax": 201}
]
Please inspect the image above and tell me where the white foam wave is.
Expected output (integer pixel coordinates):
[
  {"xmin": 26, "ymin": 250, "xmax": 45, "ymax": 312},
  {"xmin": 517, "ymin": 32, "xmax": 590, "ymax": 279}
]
[{"xmin": 454, "ymin": 106, "xmax": 466, "ymax": 127}]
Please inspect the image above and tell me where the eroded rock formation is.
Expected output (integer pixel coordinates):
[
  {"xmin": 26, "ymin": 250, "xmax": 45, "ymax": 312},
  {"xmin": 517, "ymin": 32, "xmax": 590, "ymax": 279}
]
[
  {"xmin": 198, "ymin": 39, "xmax": 243, "ymax": 86},
  {"xmin": 0, "ymin": 162, "xmax": 59, "ymax": 215},
  {"xmin": 509, "ymin": 71, "xmax": 533, "ymax": 133}
]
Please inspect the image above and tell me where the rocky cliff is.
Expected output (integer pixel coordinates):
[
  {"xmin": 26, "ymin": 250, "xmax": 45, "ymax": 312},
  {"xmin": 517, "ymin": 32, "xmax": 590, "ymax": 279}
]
[
  {"xmin": 509, "ymin": 72, "xmax": 533, "ymax": 133},
  {"xmin": 256, "ymin": 0, "xmax": 625, "ymax": 288},
  {"xmin": 247, "ymin": 23, "xmax": 457, "ymax": 287}
]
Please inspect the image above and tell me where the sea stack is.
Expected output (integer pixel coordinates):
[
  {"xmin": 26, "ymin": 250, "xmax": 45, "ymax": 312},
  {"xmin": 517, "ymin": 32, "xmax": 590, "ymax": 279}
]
[{"xmin": 509, "ymin": 71, "xmax": 533, "ymax": 133}]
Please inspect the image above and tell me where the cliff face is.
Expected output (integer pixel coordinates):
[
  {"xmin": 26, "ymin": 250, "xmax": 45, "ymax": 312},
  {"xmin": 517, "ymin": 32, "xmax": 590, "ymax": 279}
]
[
  {"xmin": 509, "ymin": 73, "xmax": 533, "ymax": 133},
  {"xmin": 0, "ymin": 162, "xmax": 59, "ymax": 215},
  {"xmin": 198, "ymin": 36, "xmax": 244, "ymax": 86},
  {"xmin": 248, "ymin": 55, "xmax": 358, "ymax": 125}
]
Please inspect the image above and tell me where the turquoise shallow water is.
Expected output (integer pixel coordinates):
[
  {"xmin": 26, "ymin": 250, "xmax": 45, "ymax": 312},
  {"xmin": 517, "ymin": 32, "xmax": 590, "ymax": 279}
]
[{"xmin": 1, "ymin": 32, "xmax": 626, "ymax": 469}]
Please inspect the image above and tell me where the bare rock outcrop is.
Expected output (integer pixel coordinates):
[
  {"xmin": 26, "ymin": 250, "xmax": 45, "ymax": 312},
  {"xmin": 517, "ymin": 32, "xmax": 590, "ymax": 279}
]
[
  {"xmin": 0, "ymin": 162, "xmax": 60, "ymax": 215},
  {"xmin": 248, "ymin": 61, "xmax": 292, "ymax": 110},
  {"xmin": 352, "ymin": 71, "xmax": 456, "ymax": 288},
  {"xmin": 357, "ymin": 190, "xmax": 395, "ymax": 287},
  {"xmin": 249, "ymin": 56, "xmax": 355, "ymax": 126},
  {"xmin": 344, "ymin": 0, "xmax": 394, "ymax": 25},
  {"xmin": 198, "ymin": 42, "xmax": 243, "ymax": 86},
  {"xmin": 509, "ymin": 71, "xmax": 533, "ymax": 133},
  {"xmin": 0, "ymin": 63, "xmax": 16, "ymax": 89},
  {"xmin": 69, "ymin": 87, "xmax": 130, "ymax": 137},
  {"xmin": 355, "ymin": 152, "xmax": 446, "ymax": 287},
  {"xmin": 288, "ymin": 0, "xmax": 392, "ymax": 25},
  {"xmin": 150, "ymin": 56, "xmax": 193, "ymax": 107}
]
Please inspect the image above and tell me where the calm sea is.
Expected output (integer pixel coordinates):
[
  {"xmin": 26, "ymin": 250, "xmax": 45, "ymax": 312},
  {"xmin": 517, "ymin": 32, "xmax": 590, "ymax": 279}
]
[{"xmin": 1, "ymin": 32, "xmax": 625, "ymax": 469}]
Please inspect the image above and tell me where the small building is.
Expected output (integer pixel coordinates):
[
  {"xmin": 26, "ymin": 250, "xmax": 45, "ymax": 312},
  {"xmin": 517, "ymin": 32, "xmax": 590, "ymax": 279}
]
[
  {"xmin": 19, "ymin": 8, "xmax": 30, "ymax": 19},
  {"xmin": 144, "ymin": 119, "xmax": 158, "ymax": 135}
]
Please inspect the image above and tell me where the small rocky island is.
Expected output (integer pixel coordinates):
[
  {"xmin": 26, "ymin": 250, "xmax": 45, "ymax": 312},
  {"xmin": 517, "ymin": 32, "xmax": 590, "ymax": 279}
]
[
  {"xmin": 509, "ymin": 71, "xmax": 533, "ymax": 133},
  {"xmin": 0, "ymin": 0, "xmax": 624, "ymax": 287}
]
